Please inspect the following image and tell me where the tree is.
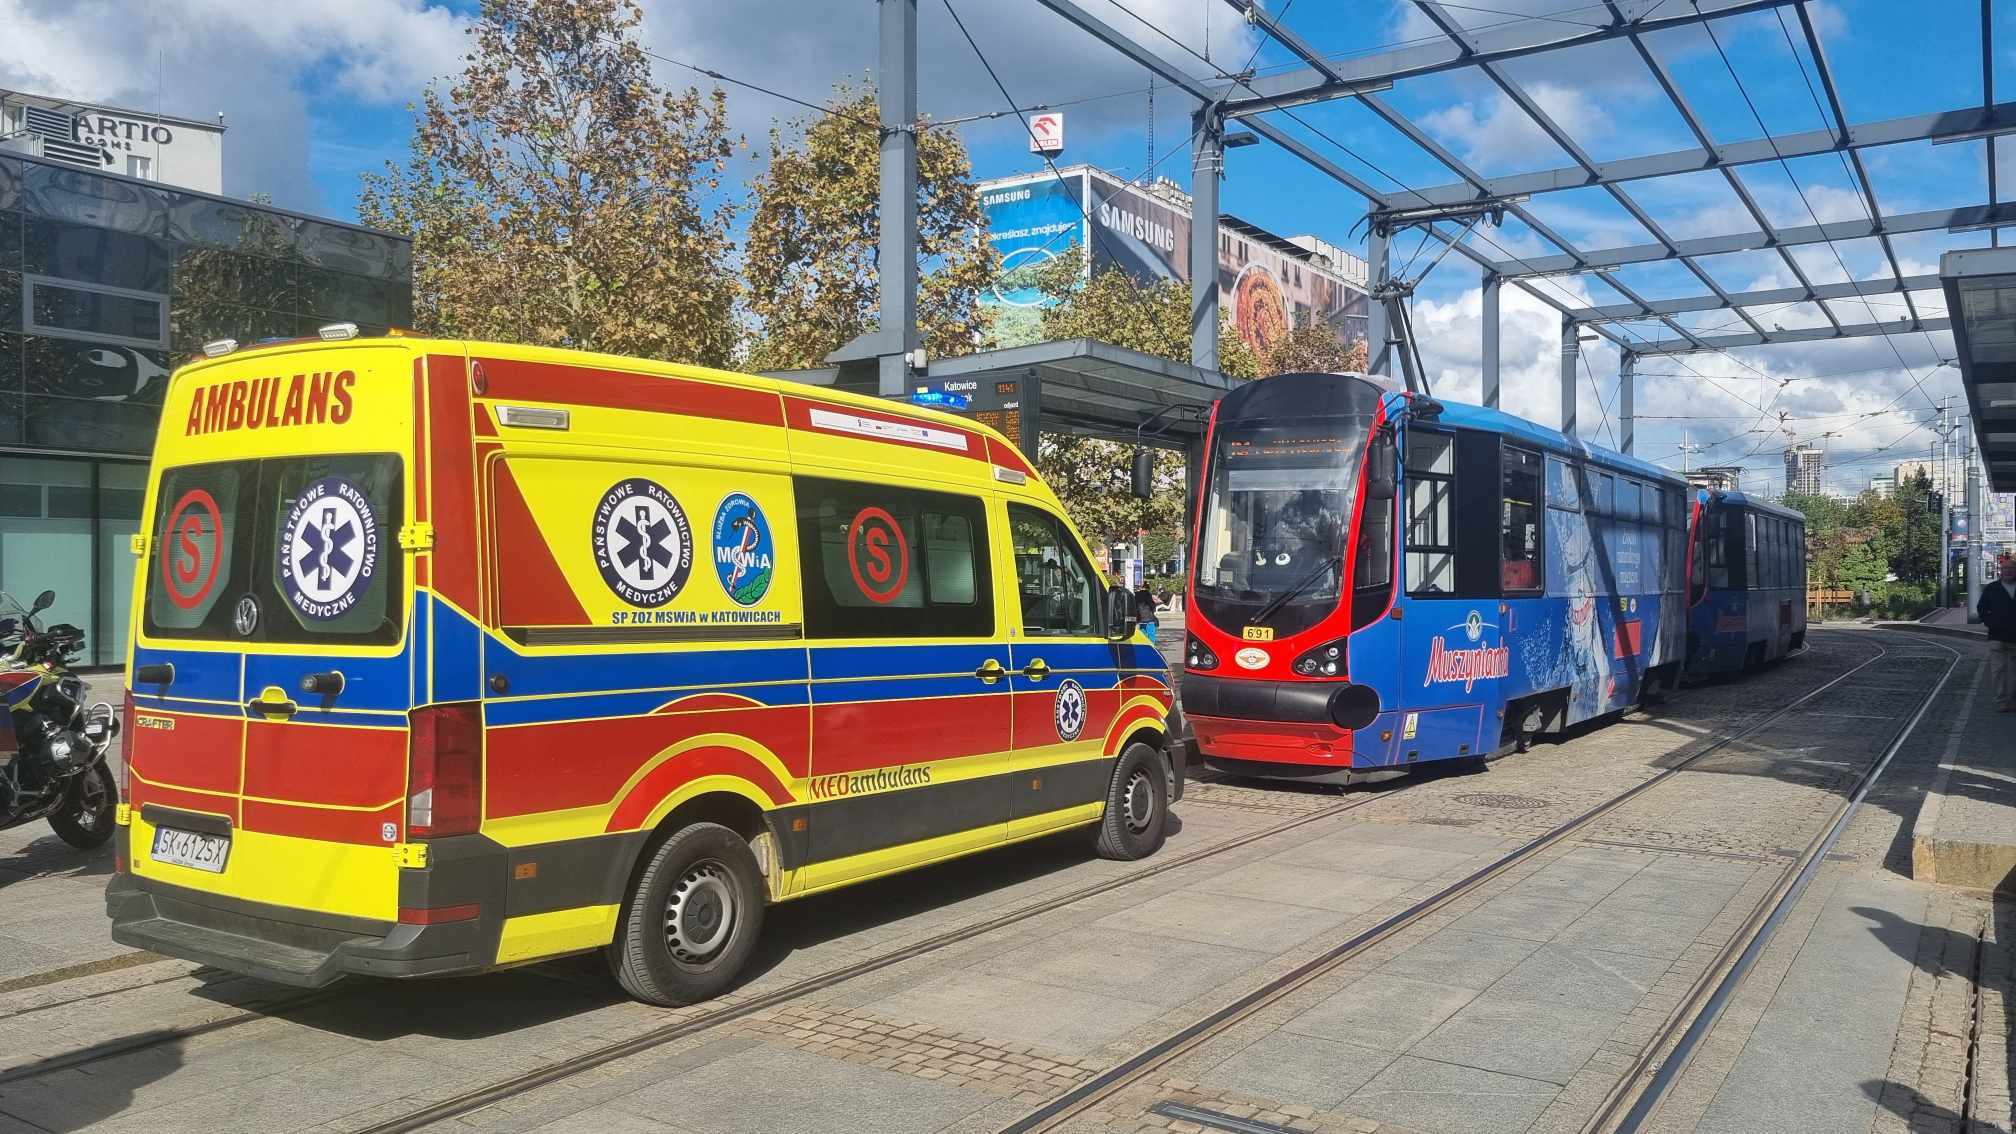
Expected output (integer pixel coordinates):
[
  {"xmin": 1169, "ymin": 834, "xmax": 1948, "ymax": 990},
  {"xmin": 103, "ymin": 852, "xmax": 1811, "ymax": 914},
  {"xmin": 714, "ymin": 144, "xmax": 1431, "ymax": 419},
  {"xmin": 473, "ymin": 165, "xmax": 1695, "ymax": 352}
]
[
  {"xmin": 358, "ymin": 0, "xmax": 741, "ymax": 367},
  {"xmin": 1025, "ymin": 254, "xmax": 1259, "ymax": 550},
  {"xmin": 742, "ymin": 82, "xmax": 996, "ymax": 371},
  {"xmin": 1258, "ymin": 319, "xmax": 1368, "ymax": 377}
]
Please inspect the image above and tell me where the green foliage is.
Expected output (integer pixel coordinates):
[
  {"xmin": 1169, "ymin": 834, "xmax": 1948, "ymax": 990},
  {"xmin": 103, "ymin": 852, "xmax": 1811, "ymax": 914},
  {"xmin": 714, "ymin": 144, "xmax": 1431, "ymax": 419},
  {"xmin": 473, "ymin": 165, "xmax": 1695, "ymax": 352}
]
[
  {"xmin": 742, "ymin": 81, "xmax": 997, "ymax": 370},
  {"xmin": 358, "ymin": 0, "xmax": 742, "ymax": 366},
  {"xmin": 1779, "ymin": 475, "xmax": 1944, "ymax": 619}
]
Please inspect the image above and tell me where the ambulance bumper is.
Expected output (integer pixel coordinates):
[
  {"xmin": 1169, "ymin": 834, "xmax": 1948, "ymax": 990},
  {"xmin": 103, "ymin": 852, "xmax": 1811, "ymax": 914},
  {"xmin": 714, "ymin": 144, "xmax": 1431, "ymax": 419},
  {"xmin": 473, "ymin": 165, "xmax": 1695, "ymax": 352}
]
[{"xmin": 106, "ymin": 873, "xmax": 489, "ymax": 988}]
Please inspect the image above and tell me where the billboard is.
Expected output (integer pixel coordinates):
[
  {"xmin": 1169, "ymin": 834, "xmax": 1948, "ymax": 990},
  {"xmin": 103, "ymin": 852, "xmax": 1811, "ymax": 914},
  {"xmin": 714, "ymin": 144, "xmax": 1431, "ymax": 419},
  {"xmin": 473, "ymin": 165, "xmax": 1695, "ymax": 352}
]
[
  {"xmin": 977, "ymin": 166, "xmax": 1369, "ymax": 358},
  {"xmin": 981, "ymin": 173, "xmax": 1088, "ymax": 350}
]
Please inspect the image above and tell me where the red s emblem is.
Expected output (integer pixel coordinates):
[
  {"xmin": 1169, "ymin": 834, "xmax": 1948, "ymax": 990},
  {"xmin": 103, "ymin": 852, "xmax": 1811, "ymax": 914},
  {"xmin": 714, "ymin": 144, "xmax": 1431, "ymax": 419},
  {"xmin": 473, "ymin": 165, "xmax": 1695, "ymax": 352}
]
[{"xmin": 846, "ymin": 507, "xmax": 909, "ymax": 604}]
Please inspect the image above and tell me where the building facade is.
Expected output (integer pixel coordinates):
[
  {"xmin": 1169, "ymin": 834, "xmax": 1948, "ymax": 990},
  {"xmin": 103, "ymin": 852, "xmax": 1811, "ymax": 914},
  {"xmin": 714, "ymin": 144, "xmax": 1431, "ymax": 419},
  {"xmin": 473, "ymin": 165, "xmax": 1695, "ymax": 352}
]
[
  {"xmin": 1784, "ymin": 446, "xmax": 1823, "ymax": 496},
  {"xmin": 1689, "ymin": 465, "xmax": 1744, "ymax": 493},
  {"xmin": 0, "ymin": 150, "xmax": 411, "ymax": 664},
  {"xmin": 977, "ymin": 165, "xmax": 1370, "ymax": 357},
  {"xmin": 1, "ymin": 90, "xmax": 225, "ymax": 195},
  {"xmin": 1869, "ymin": 472, "xmax": 1895, "ymax": 498},
  {"xmin": 1892, "ymin": 458, "xmax": 1955, "ymax": 503}
]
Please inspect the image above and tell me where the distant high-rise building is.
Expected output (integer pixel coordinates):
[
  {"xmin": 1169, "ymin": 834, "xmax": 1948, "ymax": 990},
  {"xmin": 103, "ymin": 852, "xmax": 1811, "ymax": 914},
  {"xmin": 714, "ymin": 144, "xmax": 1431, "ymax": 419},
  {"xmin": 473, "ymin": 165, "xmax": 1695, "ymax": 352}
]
[
  {"xmin": 1869, "ymin": 472, "xmax": 1896, "ymax": 498},
  {"xmin": 1784, "ymin": 446, "xmax": 1824, "ymax": 496},
  {"xmin": 1893, "ymin": 458, "xmax": 1954, "ymax": 502}
]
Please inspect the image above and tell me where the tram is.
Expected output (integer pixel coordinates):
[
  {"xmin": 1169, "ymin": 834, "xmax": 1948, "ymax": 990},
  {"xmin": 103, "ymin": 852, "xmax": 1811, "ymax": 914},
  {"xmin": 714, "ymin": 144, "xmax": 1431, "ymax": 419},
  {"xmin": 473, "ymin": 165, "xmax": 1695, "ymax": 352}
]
[
  {"xmin": 1178, "ymin": 370, "xmax": 1695, "ymax": 784},
  {"xmin": 1685, "ymin": 490, "xmax": 1807, "ymax": 674}
]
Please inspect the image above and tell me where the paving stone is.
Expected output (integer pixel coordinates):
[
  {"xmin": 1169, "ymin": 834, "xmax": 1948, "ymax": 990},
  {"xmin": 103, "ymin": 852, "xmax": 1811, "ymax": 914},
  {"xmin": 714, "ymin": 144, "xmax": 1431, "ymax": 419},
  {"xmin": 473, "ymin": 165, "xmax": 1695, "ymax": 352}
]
[
  {"xmin": 1375, "ymin": 929, "xmax": 1546, "ymax": 991},
  {"xmin": 609, "ymin": 1045, "xmax": 990, "ymax": 1134},
  {"xmin": 977, "ymin": 929, "xmax": 1270, "ymax": 1008},
  {"xmin": 1411, "ymin": 991, "xmax": 1618, "ymax": 1085},
  {"xmin": 1282, "ymin": 975, "xmax": 1476, "ymax": 1052},
  {"xmin": 1444, "ymin": 893, "xmax": 1591, "ymax": 943},
  {"xmin": 1488, "ymin": 944, "xmax": 1671, "ymax": 1014},
  {"xmin": 1282, "ymin": 841, "xmax": 1480, "ymax": 883},
  {"xmin": 1551, "ymin": 907, "xmax": 1716, "ymax": 960},
  {"xmin": 866, "ymin": 972, "xmax": 1164, "ymax": 1056},
  {"xmin": 1091, "ymin": 890, "xmax": 1351, "ymax": 954},
  {"xmin": 1188, "ymin": 861, "xmax": 1420, "ymax": 913},
  {"xmin": 1196, "ymin": 1032, "xmax": 1399, "ymax": 1111},
  {"xmin": 1346, "ymin": 1055, "xmax": 1560, "ymax": 1134}
]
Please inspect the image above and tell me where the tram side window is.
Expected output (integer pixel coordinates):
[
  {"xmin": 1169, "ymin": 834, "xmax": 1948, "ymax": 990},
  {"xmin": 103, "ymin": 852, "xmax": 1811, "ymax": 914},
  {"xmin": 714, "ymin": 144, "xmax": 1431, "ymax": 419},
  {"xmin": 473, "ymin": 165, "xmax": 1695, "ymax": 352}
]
[
  {"xmin": 1501, "ymin": 446, "xmax": 1543, "ymax": 593},
  {"xmin": 1405, "ymin": 431, "xmax": 1456, "ymax": 594},
  {"xmin": 1745, "ymin": 513, "xmax": 1760, "ymax": 591},
  {"xmin": 1707, "ymin": 510, "xmax": 1729, "ymax": 589},
  {"xmin": 1663, "ymin": 488, "xmax": 1684, "ymax": 594}
]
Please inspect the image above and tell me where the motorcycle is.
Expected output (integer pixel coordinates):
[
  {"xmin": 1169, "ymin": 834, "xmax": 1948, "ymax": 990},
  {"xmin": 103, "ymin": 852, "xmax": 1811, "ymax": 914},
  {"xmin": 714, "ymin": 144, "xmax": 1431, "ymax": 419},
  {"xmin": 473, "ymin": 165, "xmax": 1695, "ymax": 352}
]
[{"xmin": 0, "ymin": 590, "xmax": 120, "ymax": 850}]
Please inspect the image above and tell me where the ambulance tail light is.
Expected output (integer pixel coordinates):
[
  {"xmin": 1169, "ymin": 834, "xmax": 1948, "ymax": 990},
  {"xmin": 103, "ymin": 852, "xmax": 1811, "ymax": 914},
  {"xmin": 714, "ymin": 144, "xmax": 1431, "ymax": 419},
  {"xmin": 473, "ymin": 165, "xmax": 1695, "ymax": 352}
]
[{"xmin": 407, "ymin": 702, "xmax": 482, "ymax": 839}]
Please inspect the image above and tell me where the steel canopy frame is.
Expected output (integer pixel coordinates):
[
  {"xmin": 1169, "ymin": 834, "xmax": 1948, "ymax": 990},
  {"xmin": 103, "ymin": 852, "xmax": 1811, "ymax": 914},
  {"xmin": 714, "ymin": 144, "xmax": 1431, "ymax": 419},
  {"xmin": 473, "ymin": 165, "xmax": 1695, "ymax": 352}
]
[{"xmin": 1032, "ymin": 0, "xmax": 1988, "ymax": 458}]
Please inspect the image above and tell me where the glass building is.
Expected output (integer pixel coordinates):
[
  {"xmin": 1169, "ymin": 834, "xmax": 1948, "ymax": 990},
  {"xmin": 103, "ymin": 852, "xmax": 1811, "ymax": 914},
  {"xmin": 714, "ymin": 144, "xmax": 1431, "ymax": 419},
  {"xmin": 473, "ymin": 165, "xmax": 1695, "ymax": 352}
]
[{"xmin": 0, "ymin": 151, "xmax": 412, "ymax": 665}]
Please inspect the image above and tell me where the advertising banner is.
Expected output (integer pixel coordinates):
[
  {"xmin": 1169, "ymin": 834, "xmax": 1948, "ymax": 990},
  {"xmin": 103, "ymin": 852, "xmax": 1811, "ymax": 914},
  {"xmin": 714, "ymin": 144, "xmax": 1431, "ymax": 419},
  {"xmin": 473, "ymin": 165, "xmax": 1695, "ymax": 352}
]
[
  {"xmin": 981, "ymin": 172, "xmax": 1087, "ymax": 348},
  {"xmin": 977, "ymin": 166, "xmax": 1370, "ymax": 356}
]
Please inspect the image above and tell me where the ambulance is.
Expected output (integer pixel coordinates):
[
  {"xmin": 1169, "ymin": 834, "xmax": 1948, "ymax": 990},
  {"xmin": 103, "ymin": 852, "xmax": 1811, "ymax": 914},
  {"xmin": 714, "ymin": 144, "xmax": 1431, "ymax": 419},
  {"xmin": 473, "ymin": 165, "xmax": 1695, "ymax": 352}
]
[{"xmin": 106, "ymin": 330, "xmax": 1182, "ymax": 1005}]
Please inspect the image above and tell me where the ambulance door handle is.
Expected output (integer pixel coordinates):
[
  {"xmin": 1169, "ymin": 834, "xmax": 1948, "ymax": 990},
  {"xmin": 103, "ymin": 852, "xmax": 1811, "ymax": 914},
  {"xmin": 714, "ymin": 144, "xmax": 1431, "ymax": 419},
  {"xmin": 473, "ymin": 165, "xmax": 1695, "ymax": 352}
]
[
  {"xmin": 246, "ymin": 695, "xmax": 297, "ymax": 720},
  {"xmin": 1022, "ymin": 659, "xmax": 1050, "ymax": 681},
  {"xmin": 975, "ymin": 659, "xmax": 1006, "ymax": 684}
]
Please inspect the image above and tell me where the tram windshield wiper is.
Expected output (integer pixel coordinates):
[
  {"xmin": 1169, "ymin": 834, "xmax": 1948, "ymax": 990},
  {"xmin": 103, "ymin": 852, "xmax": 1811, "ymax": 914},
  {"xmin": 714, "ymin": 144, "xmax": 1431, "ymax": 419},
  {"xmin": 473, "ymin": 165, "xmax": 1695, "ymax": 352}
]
[{"xmin": 1247, "ymin": 555, "xmax": 1341, "ymax": 628}]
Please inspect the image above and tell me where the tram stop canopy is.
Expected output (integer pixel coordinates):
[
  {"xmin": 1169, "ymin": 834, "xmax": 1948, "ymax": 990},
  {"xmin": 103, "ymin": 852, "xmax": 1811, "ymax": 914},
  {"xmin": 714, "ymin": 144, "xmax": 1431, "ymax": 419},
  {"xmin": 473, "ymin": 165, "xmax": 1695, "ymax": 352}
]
[
  {"xmin": 1941, "ymin": 248, "xmax": 2016, "ymax": 492},
  {"xmin": 769, "ymin": 336, "xmax": 1238, "ymax": 458}
]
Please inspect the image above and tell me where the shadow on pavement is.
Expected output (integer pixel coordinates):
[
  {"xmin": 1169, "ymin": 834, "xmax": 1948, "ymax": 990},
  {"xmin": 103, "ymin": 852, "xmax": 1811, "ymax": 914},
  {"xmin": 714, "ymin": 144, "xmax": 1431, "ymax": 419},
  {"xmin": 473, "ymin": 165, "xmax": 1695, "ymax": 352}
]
[
  {"xmin": 0, "ymin": 835, "xmax": 113, "ymax": 892},
  {"xmin": 0, "ymin": 1033, "xmax": 186, "ymax": 1133}
]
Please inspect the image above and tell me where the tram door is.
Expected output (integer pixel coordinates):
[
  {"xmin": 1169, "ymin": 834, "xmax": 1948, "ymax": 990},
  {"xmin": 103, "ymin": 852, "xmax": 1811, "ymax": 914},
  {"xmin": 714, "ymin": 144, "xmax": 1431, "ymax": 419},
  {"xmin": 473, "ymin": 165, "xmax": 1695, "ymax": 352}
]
[{"xmin": 1397, "ymin": 429, "xmax": 1502, "ymax": 762}]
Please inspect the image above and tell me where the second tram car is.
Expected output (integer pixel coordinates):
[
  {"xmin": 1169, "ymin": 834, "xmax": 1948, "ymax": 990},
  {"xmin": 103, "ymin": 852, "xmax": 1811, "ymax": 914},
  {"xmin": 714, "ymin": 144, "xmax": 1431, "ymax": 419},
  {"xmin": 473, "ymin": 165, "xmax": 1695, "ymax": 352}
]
[
  {"xmin": 1685, "ymin": 490, "xmax": 1807, "ymax": 674},
  {"xmin": 1181, "ymin": 371, "xmax": 1695, "ymax": 784}
]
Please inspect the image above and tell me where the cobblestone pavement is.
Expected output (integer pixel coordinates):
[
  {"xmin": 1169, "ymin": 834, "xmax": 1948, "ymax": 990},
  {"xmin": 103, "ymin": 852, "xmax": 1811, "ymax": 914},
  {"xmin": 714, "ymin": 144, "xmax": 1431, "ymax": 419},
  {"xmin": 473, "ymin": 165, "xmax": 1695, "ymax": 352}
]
[{"xmin": 0, "ymin": 632, "xmax": 2008, "ymax": 1134}]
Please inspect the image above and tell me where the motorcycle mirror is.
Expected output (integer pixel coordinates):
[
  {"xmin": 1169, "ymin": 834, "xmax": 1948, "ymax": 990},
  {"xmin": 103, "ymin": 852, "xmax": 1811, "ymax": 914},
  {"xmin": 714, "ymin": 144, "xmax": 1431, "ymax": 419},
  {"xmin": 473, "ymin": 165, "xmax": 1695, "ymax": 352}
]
[{"xmin": 31, "ymin": 590, "xmax": 54, "ymax": 614}]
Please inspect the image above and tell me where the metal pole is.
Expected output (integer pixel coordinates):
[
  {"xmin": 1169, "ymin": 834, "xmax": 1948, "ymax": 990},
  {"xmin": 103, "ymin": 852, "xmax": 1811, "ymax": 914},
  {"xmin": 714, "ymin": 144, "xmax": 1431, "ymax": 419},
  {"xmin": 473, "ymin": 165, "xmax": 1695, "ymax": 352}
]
[
  {"xmin": 876, "ymin": 0, "xmax": 919, "ymax": 397},
  {"xmin": 1367, "ymin": 227, "xmax": 1389, "ymax": 378},
  {"xmin": 1619, "ymin": 351, "xmax": 1636, "ymax": 455},
  {"xmin": 1190, "ymin": 107, "xmax": 1222, "ymax": 373},
  {"xmin": 1481, "ymin": 273, "xmax": 1501, "ymax": 409},
  {"xmin": 1938, "ymin": 403, "xmax": 1951, "ymax": 608},
  {"xmin": 1967, "ymin": 423, "xmax": 1985, "ymax": 620},
  {"xmin": 1560, "ymin": 316, "xmax": 1579, "ymax": 438}
]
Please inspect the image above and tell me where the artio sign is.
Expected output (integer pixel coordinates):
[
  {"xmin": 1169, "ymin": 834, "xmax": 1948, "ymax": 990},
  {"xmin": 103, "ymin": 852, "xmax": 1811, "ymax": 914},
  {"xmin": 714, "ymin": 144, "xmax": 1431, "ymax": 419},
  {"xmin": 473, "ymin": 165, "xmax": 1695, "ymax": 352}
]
[{"xmin": 1028, "ymin": 112, "xmax": 1064, "ymax": 154}]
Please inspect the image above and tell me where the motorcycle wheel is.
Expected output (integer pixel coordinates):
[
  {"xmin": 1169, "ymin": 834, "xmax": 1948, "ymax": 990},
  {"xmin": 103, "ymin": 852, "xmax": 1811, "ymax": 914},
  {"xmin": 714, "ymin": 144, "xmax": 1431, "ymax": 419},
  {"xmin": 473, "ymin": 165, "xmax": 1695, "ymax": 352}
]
[{"xmin": 50, "ymin": 762, "xmax": 117, "ymax": 850}]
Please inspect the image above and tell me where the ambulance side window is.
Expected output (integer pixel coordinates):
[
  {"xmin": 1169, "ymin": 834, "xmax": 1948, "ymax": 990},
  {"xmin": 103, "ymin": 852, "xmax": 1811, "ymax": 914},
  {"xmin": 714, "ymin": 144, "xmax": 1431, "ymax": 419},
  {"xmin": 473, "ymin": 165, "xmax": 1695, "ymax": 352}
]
[
  {"xmin": 1008, "ymin": 505, "xmax": 1098, "ymax": 637},
  {"xmin": 795, "ymin": 478, "xmax": 992, "ymax": 639}
]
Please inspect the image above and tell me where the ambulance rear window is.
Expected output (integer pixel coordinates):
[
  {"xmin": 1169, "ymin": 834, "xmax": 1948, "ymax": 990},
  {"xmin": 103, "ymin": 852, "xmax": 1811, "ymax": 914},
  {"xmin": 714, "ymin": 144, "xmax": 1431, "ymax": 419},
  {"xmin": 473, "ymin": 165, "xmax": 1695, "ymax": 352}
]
[{"xmin": 144, "ymin": 454, "xmax": 402, "ymax": 645}]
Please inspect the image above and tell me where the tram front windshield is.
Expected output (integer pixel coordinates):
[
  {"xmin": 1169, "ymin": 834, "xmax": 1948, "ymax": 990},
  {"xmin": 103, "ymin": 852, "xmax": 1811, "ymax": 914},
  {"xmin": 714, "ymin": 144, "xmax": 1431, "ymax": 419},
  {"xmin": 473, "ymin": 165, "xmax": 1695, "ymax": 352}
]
[{"xmin": 1195, "ymin": 417, "xmax": 1370, "ymax": 637}]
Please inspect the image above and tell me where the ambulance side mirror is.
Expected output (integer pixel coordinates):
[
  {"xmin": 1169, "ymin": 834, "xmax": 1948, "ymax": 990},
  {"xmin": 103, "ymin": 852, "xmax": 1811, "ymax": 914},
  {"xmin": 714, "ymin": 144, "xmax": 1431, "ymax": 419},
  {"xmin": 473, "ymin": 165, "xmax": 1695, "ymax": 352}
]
[
  {"xmin": 1131, "ymin": 450, "xmax": 1154, "ymax": 501},
  {"xmin": 1103, "ymin": 584, "xmax": 1138, "ymax": 642}
]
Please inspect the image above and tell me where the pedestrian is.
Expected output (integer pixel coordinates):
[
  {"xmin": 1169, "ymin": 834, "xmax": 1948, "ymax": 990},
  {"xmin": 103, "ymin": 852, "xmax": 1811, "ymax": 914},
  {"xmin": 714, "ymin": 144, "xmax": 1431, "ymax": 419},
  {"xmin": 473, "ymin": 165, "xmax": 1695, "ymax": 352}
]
[
  {"xmin": 1134, "ymin": 582, "xmax": 1159, "ymax": 644},
  {"xmin": 1978, "ymin": 557, "xmax": 2016, "ymax": 711}
]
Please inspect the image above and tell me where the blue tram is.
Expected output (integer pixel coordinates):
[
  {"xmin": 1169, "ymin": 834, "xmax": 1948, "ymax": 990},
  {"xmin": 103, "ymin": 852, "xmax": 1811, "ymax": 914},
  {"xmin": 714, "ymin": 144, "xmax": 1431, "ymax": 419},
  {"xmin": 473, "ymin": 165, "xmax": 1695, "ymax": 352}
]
[
  {"xmin": 1685, "ymin": 490, "xmax": 1807, "ymax": 674},
  {"xmin": 1181, "ymin": 371, "xmax": 1697, "ymax": 784}
]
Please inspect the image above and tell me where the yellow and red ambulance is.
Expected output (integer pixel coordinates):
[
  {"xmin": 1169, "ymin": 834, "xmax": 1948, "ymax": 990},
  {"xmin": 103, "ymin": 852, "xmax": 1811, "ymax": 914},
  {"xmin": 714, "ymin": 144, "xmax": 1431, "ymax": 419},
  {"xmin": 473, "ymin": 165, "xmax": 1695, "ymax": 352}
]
[{"xmin": 106, "ymin": 332, "xmax": 1181, "ymax": 1005}]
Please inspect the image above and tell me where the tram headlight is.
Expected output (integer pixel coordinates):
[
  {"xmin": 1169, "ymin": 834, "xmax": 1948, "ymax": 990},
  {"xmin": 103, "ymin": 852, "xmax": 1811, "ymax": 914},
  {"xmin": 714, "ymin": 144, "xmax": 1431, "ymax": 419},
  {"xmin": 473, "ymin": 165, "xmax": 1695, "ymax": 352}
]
[
  {"xmin": 1186, "ymin": 636, "xmax": 1219, "ymax": 670},
  {"xmin": 1293, "ymin": 639, "xmax": 1351, "ymax": 678}
]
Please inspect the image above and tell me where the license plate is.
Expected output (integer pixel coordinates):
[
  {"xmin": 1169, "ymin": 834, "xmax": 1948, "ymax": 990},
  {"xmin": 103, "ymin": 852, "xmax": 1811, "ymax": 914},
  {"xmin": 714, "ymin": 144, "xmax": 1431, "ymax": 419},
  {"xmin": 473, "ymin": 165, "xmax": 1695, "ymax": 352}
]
[{"xmin": 151, "ymin": 827, "xmax": 230, "ymax": 873}]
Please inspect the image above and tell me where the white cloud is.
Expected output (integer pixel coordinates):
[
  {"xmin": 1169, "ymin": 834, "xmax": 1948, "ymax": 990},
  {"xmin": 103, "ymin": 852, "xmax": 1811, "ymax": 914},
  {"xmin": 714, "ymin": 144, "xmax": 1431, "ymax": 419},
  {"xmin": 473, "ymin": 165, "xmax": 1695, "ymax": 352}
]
[
  {"xmin": 0, "ymin": 0, "xmax": 467, "ymax": 210},
  {"xmin": 1418, "ymin": 82, "xmax": 1610, "ymax": 173}
]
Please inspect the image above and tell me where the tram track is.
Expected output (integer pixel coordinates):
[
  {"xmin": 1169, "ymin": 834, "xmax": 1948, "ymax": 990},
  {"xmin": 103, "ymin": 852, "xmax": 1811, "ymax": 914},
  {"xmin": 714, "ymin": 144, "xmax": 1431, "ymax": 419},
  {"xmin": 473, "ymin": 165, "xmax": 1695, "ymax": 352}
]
[
  {"xmin": 996, "ymin": 628, "xmax": 1953, "ymax": 1134},
  {"xmin": 0, "ymin": 630, "xmax": 1896, "ymax": 1128},
  {"xmin": 1587, "ymin": 630, "xmax": 1963, "ymax": 1134}
]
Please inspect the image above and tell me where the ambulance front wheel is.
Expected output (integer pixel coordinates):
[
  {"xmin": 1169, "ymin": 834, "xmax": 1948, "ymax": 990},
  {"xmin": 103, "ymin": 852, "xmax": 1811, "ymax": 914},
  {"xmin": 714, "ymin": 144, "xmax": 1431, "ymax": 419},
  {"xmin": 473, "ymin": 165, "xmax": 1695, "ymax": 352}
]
[
  {"xmin": 1093, "ymin": 741, "xmax": 1168, "ymax": 861},
  {"xmin": 609, "ymin": 821, "xmax": 766, "ymax": 1007}
]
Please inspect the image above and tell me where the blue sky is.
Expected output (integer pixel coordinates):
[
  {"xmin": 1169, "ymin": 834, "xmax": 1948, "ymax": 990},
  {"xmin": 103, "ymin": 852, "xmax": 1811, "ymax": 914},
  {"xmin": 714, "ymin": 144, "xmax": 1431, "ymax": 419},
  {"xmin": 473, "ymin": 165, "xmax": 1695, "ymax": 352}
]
[{"xmin": 3, "ymin": 0, "xmax": 1998, "ymax": 492}]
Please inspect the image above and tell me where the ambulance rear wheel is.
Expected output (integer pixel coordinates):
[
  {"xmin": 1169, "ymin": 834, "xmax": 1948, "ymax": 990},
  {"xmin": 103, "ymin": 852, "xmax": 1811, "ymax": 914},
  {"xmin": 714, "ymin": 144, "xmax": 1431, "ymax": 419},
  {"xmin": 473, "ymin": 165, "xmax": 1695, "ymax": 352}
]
[
  {"xmin": 1093, "ymin": 742, "xmax": 1168, "ymax": 861},
  {"xmin": 610, "ymin": 822, "xmax": 765, "ymax": 1007}
]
